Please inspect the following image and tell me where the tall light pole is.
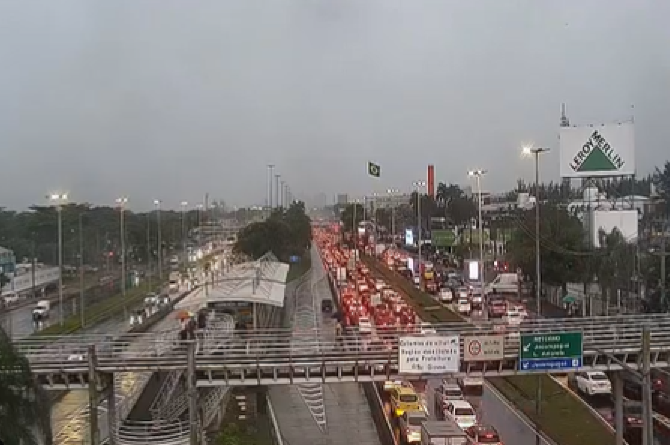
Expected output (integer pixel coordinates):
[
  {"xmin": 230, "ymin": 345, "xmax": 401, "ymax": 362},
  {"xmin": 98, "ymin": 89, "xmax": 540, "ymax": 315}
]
[
  {"xmin": 413, "ymin": 181, "xmax": 426, "ymax": 277},
  {"xmin": 468, "ymin": 169, "xmax": 487, "ymax": 285},
  {"xmin": 268, "ymin": 164, "xmax": 275, "ymax": 210},
  {"xmin": 181, "ymin": 201, "xmax": 188, "ymax": 264},
  {"xmin": 116, "ymin": 197, "xmax": 128, "ymax": 302},
  {"xmin": 280, "ymin": 180, "xmax": 284, "ymax": 208},
  {"xmin": 146, "ymin": 212, "xmax": 152, "ymax": 291},
  {"xmin": 48, "ymin": 192, "xmax": 68, "ymax": 326},
  {"xmin": 387, "ymin": 188, "xmax": 399, "ymax": 244},
  {"xmin": 154, "ymin": 200, "xmax": 162, "ymax": 281},
  {"xmin": 275, "ymin": 174, "xmax": 281, "ymax": 209},
  {"xmin": 78, "ymin": 212, "xmax": 85, "ymax": 327},
  {"xmin": 522, "ymin": 145, "xmax": 550, "ymax": 445}
]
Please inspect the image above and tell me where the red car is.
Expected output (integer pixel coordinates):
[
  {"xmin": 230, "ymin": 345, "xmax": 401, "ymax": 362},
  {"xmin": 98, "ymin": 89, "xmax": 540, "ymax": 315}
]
[
  {"xmin": 488, "ymin": 298, "xmax": 507, "ymax": 318},
  {"xmin": 464, "ymin": 425, "xmax": 503, "ymax": 444}
]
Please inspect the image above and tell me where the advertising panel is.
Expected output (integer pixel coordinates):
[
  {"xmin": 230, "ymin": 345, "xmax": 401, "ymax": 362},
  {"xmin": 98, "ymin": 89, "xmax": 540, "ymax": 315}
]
[
  {"xmin": 404, "ymin": 228, "xmax": 414, "ymax": 246},
  {"xmin": 589, "ymin": 210, "xmax": 638, "ymax": 248},
  {"xmin": 559, "ymin": 122, "xmax": 635, "ymax": 178},
  {"xmin": 398, "ymin": 335, "xmax": 460, "ymax": 374},
  {"xmin": 427, "ymin": 165, "xmax": 435, "ymax": 197}
]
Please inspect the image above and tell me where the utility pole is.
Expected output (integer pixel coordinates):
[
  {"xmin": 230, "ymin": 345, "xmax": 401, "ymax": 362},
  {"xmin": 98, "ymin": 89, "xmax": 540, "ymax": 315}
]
[
  {"xmin": 79, "ymin": 213, "xmax": 85, "ymax": 327},
  {"xmin": 147, "ymin": 213, "xmax": 152, "ymax": 291},
  {"xmin": 642, "ymin": 325, "xmax": 653, "ymax": 445},
  {"xmin": 268, "ymin": 164, "xmax": 275, "ymax": 210}
]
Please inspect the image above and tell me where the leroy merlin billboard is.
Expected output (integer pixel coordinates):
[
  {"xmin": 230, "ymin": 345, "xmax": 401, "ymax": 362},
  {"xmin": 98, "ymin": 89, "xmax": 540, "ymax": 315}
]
[{"xmin": 559, "ymin": 122, "xmax": 635, "ymax": 178}]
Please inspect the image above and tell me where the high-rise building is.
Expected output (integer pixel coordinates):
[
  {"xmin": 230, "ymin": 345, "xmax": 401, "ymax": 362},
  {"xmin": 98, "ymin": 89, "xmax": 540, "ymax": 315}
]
[{"xmin": 337, "ymin": 194, "xmax": 349, "ymax": 205}]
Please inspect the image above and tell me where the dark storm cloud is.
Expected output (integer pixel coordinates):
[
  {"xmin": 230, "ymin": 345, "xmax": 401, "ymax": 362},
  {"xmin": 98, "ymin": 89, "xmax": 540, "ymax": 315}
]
[{"xmin": 0, "ymin": 0, "xmax": 667, "ymax": 210}]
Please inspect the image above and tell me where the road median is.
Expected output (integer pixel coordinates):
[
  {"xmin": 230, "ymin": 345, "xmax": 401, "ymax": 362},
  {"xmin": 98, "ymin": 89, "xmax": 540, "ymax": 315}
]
[{"xmin": 363, "ymin": 253, "xmax": 616, "ymax": 445}]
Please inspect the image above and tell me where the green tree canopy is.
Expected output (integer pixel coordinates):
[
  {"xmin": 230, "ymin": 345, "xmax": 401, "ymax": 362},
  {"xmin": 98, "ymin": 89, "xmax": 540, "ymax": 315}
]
[
  {"xmin": 233, "ymin": 202, "xmax": 312, "ymax": 262},
  {"xmin": 340, "ymin": 203, "xmax": 364, "ymax": 233},
  {"xmin": 506, "ymin": 205, "xmax": 588, "ymax": 286},
  {"xmin": 0, "ymin": 204, "xmax": 195, "ymax": 268}
]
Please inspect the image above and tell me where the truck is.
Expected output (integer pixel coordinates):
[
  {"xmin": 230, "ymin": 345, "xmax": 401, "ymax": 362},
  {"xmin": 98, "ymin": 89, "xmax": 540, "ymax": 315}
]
[
  {"xmin": 421, "ymin": 420, "xmax": 468, "ymax": 445},
  {"xmin": 32, "ymin": 300, "xmax": 51, "ymax": 318},
  {"xmin": 484, "ymin": 273, "xmax": 519, "ymax": 295}
]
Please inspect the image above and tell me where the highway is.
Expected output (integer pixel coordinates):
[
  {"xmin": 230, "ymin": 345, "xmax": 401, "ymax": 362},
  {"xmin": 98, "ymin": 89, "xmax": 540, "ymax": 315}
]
[{"xmin": 1, "ymin": 276, "xmax": 124, "ymax": 340}]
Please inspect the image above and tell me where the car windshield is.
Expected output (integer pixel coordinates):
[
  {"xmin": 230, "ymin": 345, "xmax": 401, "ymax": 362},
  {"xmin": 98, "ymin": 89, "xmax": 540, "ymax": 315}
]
[
  {"xmin": 591, "ymin": 373, "xmax": 609, "ymax": 381},
  {"xmin": 400, "ymin": 394, "xmax": 418, "ymax": 403},
  {"xmin": 445, "ymin": 389, "xmax": 462, "ymax": 397},
  {"xmin": 624, "ymin": 404, "xmax": 643, "ymax": 416},
  {"xmin": 455, "ymin": 408, "xmax": 474, "ymax": 416},
  {"xmin": 408, "ymin": 415, "xmax": 426, "ymax": 426}
]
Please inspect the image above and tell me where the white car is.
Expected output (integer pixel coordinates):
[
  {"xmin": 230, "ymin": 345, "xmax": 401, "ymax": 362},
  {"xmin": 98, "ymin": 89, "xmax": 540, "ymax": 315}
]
[
  {"xmin": 439, "ymin": 288, "xmax": 453, "ymax": 303},
  {"xmin": 129, "ymin": 313, "xmax": 144, "ymax": 326},
  {"xmin": 457, "ymin": 298, "xmax": 471, "ymax": 314},
  {"xmin": 576, "ymin": 371, "xmax": 612, "ymax": 396},
  {"xmin": 457, "ymin": 287, "xmax": 469, "ymax": 299},
  {"xmin": 508, "ymin": 305, "xmax": 528, "ymax": 318},
  {"xmin": 444, "ymin": 400, "xmax": 477, "ymax": 429},
  {"xmin": 504, "ymin": 311, "xmax": 523, "ymax": 326}
]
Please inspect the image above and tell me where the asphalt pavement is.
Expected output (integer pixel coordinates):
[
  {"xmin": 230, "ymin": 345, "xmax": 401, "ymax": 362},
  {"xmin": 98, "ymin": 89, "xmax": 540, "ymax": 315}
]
[{"xmin": 1, "ymin": 277, "xmax": 126, "ymax": 340}]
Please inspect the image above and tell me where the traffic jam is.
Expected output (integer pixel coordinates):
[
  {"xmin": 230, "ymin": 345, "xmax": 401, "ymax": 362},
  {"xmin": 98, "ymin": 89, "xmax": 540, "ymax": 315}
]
[{"xmin": 313, "ymin": 226, "xmax": 505, "ymax": 445}]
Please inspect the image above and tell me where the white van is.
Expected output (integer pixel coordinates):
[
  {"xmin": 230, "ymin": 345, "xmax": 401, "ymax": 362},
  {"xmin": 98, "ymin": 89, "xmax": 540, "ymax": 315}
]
[{"xmin": 485, "ymin": 273, "xmax": 519, "ymax": 295}]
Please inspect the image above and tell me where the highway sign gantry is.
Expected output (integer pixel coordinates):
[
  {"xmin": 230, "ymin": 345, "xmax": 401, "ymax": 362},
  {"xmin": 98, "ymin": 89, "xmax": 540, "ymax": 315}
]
[{"xmin": 519, "ymin": 332, "xmax": 583, "ymax": 371}]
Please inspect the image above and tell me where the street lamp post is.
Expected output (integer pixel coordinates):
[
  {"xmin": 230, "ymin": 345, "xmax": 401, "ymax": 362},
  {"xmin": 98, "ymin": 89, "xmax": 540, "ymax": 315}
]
[
  {"xmin": 146, "ymin": 213, "xmax": 152, "ymax": 291},
  {"xmin": 181, "ymin": 201, "xmax": 188, "ymax": 264},
  {"xmin": 268, "ymin": 164, "xmax": 275, "ymax": 210},
  {"xmin": 48, "ymin": 193, "xmax": 68, "ymax": 326},
  {"xmin": 468, "ymin": 170, "xmax": 488, "ymax": 285},
  {"xmin": 413, "ymin": 181, "xmax": 426, "ymax": 277},
  {"xmin": 275, "ymin": 174, "xmax": 281, "ymax": 209},
  {"xmin": 78, "ymin": 213, "xmax": 85, "ymax": 327},
  {"xmin": 154, "ymin": 200, "xmax": 162, "ymax": 281},
  {"xmin": 387, "ymin": 189, "xmax": 399, "ymax": 244},
  {"xmin": 522, "ymin": 145, "xmax": 550, "ymax": 445},
  {"xmin": 116, "ymin": 197, "xmax": 128, "ymax": 321},
  {"xmin": 280, "ymin": 181, "xmax": 285, "ymax": 208}
]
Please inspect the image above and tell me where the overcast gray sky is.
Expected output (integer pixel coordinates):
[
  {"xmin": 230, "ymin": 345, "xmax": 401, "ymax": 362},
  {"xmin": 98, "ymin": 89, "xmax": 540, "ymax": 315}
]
[{"xmin": 0, "ymin": 0, "xmax": 668, "ymax": 210}]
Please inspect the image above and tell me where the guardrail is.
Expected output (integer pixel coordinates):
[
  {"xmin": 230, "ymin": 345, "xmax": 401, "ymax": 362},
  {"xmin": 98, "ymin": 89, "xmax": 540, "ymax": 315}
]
[
  {"xmin": 267, "ymin": 392, "xmax": 285, "ymax": 445},
  {"xmin": 114, "ymin": 419, "xmax": 190, "ymax": 445},
  {"xmin": 18, "ymin": 315, "xmax": 670, "ymax": 376},
  {"xmin": 363, "ymin": 382, "xmax": 398, "ymax": 445}
]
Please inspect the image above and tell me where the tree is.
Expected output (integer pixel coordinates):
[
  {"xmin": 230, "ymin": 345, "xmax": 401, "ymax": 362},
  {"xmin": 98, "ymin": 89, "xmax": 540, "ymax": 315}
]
[
  {"xmin": 233, "ymin": 201, "xmax": 312, "ymax": 262},
  {"xmin": 435, "ymin": 183, "xmax": 476, "ymax": 227},
  {"xmin": 506, "ymin": 205, "xmax": 587, "ymax": 287},
  {"xmin": 594, "ymin": 228, "xmax": 637, "ymax": 314},
  {"xmin": 0, "ymin": 274, "xmax": 53, "ymax": 445}
]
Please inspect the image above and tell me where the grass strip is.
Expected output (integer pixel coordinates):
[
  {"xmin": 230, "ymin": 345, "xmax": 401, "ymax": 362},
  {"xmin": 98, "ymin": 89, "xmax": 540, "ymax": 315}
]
[
  {"xmin": 364, "ymin": 254, "xmax": 616, "ymax": 445},
  {"xmin": 33, "ymin": 281, "xmax": 165, "ymax": 336},
  {"xmin": 361, "ymin": 254, "xmax": 462, "ymax": 323},
  {"xmin": 286, "ymin": 250, "xmax": 312, "ymax": 283}
]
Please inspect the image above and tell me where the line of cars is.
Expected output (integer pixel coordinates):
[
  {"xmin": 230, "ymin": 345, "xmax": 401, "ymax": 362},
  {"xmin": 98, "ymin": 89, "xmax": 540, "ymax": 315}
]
[{"xmin": 384, "ymin": 379, "xmax": 503, "ymax": 445}]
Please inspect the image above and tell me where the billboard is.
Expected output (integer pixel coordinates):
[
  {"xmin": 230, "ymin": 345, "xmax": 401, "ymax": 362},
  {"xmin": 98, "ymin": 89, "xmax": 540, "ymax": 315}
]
[
  {"xmin": 404, "ymin": 228, "xmax": 414, "ymax": 246},
  {"xmin": 559, "ymin": 122, "xmax": 635, "ymax": 178},
  {"xmin": 427, "ymin": 165, "xmax": 435, "ymax": 197},
  {"xmin": 588, "ymin": 210, "xmax": 638, "ymax": 248}
]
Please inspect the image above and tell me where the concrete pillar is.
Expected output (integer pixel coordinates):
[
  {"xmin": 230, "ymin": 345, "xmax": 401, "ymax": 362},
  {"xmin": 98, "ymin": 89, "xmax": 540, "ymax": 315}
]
[
  {"xmin": 87, "ymin": 345, "xmax": 99, "ymax": 445},
  {"xmin": 614, "ymin": 372, "xmax": 623, "ymax": 445},
  {"xmin": 107, "ymin": 374, "xmax": 117, "ymax": 445}
]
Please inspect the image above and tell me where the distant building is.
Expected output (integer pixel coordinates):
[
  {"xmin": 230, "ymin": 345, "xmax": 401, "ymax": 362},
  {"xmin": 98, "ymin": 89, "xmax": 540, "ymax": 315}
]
[
  {"xmin": 0, "ymin": 246, "xmax": 16, "ymax": 274},
  {"xmin": 337, "ymin": 194, "xmax": 349, "ymax": 205}
]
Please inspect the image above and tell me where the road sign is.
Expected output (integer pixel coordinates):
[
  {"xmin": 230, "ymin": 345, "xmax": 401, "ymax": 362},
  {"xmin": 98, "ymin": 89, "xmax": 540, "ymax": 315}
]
[
  {"xmin": 398, "ymin": 335, "xmax": 460, "ymax": 374},
  {"xmin": 519, "ymin": 332, "xmax": 583, "ymax": 371},
  {"xmin": 464, "ymin": 335, "xmax": 505, "ymax": 361}
]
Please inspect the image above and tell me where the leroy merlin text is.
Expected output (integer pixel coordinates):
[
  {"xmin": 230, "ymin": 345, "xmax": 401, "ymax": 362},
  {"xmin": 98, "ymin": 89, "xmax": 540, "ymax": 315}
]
[{"xmin": 570, "ymin": 130, "xmax": 625, "ymax": 171}]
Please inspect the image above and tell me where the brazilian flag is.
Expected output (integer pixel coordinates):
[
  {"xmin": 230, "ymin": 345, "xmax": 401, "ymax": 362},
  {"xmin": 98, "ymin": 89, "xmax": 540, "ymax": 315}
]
[{"xmin": 368, "ymin": 161, "xmax": 381, "ymax": 178}]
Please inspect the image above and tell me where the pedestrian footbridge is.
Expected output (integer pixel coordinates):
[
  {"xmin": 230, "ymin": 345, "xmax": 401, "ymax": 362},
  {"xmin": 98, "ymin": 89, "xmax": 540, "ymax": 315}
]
[{"xmin": 15, "ymin": 314, "xmax": 670, "ymax": 388}]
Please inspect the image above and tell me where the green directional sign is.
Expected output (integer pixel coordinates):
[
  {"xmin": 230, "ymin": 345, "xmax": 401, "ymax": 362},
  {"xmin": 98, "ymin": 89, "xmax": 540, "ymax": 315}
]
[
  {"xmin": 431, "ymin": 229, "xmax": 456, "ymax": 247},
  {"xmin": 519, "ymin": 332, "xmax": 583, "ymax": 371}
]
